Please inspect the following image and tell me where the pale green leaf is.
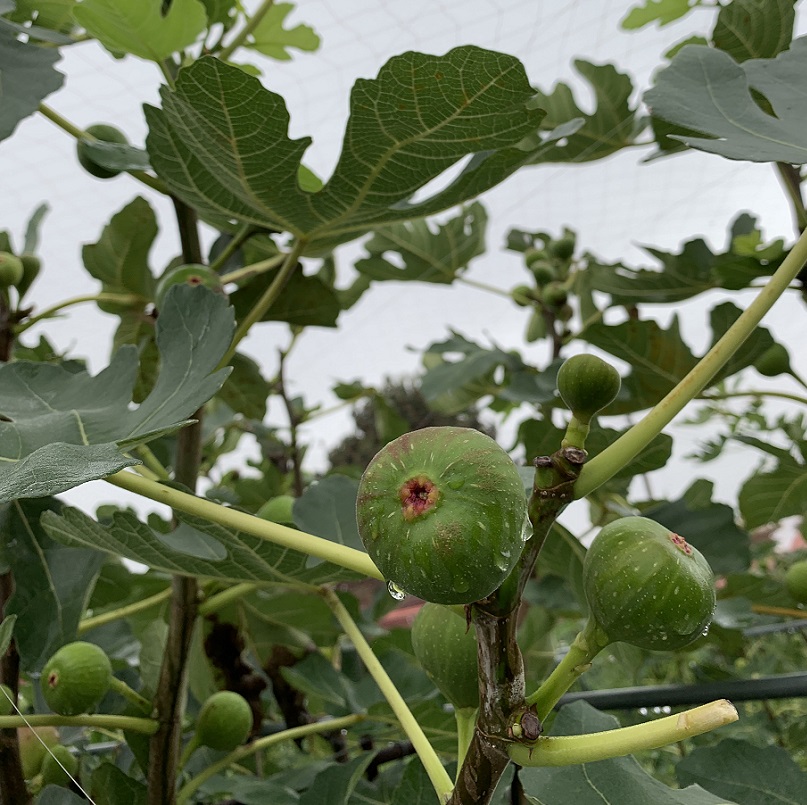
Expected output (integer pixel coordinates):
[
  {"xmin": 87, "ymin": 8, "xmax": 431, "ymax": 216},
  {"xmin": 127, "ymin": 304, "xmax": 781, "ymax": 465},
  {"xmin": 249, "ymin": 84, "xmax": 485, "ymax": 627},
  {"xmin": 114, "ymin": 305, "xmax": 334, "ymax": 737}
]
[
  {"xmin": 247, "ymin": 2, "xmax": 319, "ymax": 61},
  {"xmin": 739, "ymin": 455, "xmax": 807, "ymax": 528},
  {"xmin": 74, "ymin": 0, "xmax": 207, "ymax": 62},
  {"xmin": 621, "ymin": 0, "xmax": 695, "ymax": 29}
]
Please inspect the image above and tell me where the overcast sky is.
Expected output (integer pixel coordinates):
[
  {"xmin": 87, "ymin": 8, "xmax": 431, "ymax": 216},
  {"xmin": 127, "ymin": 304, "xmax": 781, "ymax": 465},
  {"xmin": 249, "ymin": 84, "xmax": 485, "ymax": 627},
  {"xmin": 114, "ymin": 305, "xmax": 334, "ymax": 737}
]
[{"xmin": 2, "ymin": 0, "xmax": 805, "ymax": 532}]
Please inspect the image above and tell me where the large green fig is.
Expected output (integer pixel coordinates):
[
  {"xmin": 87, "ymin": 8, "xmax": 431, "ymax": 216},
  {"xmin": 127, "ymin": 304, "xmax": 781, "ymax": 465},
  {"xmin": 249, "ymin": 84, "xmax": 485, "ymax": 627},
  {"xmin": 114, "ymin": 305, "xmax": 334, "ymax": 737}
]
[
  {"xmin": 18, "ymin": 726, "xmax": 59, "ymax": 778},
  {"xmin": 583, "ymin": 516, "xmax": 715, "ymax": 651},
  {"xmin": 411, "ymin": 603, "xmax": 478, "ymax": 710},
  {"xmin": 76, "ymin": 123, "xmax": 129, "ymax": 179},
  {"xmin": 195, "ymin": 690, "xmax": 252, "ymax": 751},
  {"xmin": 785, "ymin": 559, "xmax": 807, "ymax": 604},
  {"xmin": 42, "ymin": 642, "xmax": 112, "ymax": 716},
  {"xmin": 356, "ymin": 427, "xmax": 527, "ymax": 605}
]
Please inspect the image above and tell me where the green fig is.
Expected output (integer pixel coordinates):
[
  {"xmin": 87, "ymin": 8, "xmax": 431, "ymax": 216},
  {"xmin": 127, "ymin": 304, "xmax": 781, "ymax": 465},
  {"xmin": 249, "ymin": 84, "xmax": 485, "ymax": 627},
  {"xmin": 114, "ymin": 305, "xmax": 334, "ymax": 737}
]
[
  {"xmin": 40, "ymin": 744, "xmax": 78, "ymax": 788},
  {"xmin": 41, "ymin": 642, "xmax": 112, "ymax": 716},
  {"xmin": 754, "ymin": 343, "xmax": 791, "ymax": 377},
  {"xmin": 356, "ymin": 427, "xmax": 527, "ymax": 605},
  {"xmin": 76, "ymin": 123, "xmax": 129, "ymax": 179},
  {"xmin": 156, "ymin": 264, "xmax": 224, "ymax": 308},
  {"xmin": 557, "ymin": 354, "xmax": 621, "ymax": 424},
  {"xmin": 195, "ymin": 690, "xmax": 253, "ymax": 751},
  {"xmin": 257, "ymin": 495, "xmax": 295, "ymax": 526},
  {"xmin": 18, "ymin": 726, "xmax": 59, "ymax": 778},
  {"xmin": 785, "ymin": 559, "xmax": 807, "ymax": 604},
  {"xmin": 0, "ymin": 252, "xmax": 24, "ymax": 288},
  {"xmin": 548, "ymin": 235, "xmax": 575, "ymax": 261}
]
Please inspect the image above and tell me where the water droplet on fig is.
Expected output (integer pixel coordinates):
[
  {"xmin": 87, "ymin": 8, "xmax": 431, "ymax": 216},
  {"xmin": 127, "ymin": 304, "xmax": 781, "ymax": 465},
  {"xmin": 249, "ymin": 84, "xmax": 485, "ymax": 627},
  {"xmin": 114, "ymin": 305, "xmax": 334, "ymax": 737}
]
[{"xmin": 386, "ymin": 580, "xmax": 406, "ymax": 601}]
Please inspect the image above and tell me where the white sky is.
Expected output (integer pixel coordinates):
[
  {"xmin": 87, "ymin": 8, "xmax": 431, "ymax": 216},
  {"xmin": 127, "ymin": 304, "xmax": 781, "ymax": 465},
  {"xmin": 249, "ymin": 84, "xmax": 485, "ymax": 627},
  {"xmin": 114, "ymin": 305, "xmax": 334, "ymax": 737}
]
[{"xmin": 2, "ymin": 0, "xmax": 805, "ymax": 532}]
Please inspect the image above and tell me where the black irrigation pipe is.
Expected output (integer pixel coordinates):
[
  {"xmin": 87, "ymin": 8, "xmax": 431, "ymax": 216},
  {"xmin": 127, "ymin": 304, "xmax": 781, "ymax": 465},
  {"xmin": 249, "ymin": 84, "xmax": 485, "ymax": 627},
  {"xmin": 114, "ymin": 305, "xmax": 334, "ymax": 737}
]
[{"xmin": 558, "ymin": 672, "xmax": 807, "ymax": 711}]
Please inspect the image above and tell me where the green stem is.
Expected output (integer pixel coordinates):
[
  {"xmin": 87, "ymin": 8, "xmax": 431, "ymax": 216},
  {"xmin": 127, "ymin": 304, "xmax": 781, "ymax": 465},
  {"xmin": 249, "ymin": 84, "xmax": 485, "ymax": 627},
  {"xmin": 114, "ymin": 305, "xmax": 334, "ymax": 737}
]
[
  {"xmin": 219, "ymin": 253, "xmax": 285, "ymax": 285},
  {"xmin": 321, "ymin": 588, "xmax": 454, "ymax": 804},
  {"xmin": 454, "ymin": 708, "xmax": 477, "ymax": 777},
  {"xmin": 78, "ymin": 588, "xmax": 172, "ymax": 634},
  {"xmin": 218, "ymin": 0, "xmax": 275, "ymax": 60},
  {"xmin": 775, "ymin": 162, "xmax": 807, "ymax": 232},
  {"xmin": 700, "ymin": 389, "xmax": 807, "ymax": 406},
  {"xmin": 524, "ymin": 620, "xmax": 609, "ymax": 721},
  {"xmin": 198, "ymin": 582, "xmax": 259, "ymax": 616},
  {"xmin": 457, "ymin": 276, "xmax": 512, "ymax": 298},
  {"xmin": 220, "ymin": 240, "xmax": 306, "ymax": 367},
  {"xmin": 509, "ymin": 699, "xmax": 738, "ymax": 767},
  {"xmin": 177, "ymin": 734, "xmax": 201, "ymax": 771},
  {"xmin": 0, "ymin": 714, "xmax": 158, "ymax": 733},
  {"xmin": 176, "ymin": 713, "xmax": 364, "ymax": 803},
  {"xmin": 37, "ymin": 103, "xmax": 168, "ymax": 195},
  {"xmin": 575, "ymin": 228, "xmax": 807, "ymax": 499},
  {"xmin": 208, "ymin": 224, "xmax": 259, "ymax": 274},
  {"xmin": 133, "ymin": 445, "xmax": 170, "ymax": 481},
  {"xmin": 108, "ymin": 677, "xmax": 153, "ymax": 714},
  {"xmin": 105, "ymin": 471, "xmax": 383, "ymax": 579},
  {"xmin": 15, "ymin": 293, "xmax": 141, "ymax": 333}
]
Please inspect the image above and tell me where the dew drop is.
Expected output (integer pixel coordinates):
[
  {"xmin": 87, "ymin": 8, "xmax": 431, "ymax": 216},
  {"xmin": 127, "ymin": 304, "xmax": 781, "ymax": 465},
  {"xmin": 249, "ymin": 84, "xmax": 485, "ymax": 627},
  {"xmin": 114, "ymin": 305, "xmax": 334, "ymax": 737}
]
[
  {"xmin": 701, "ymin": 625, "xmax": 710, "ymax": 637},
  {"xmin": 386, "ymin": 580, "xmax": 406, "ymax": 601}
]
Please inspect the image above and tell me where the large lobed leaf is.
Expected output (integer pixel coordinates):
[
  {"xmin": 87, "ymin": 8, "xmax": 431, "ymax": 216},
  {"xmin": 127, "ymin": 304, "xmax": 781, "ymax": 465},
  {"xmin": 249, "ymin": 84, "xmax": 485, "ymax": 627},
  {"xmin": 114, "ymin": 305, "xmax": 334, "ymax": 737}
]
[
  {"xmin": 145, "ymin": 49, "xmax": 545, "ymax": 251},
  {"xmin": 0, "ymin": 285, "xmax": 234, "ymax": 502}
]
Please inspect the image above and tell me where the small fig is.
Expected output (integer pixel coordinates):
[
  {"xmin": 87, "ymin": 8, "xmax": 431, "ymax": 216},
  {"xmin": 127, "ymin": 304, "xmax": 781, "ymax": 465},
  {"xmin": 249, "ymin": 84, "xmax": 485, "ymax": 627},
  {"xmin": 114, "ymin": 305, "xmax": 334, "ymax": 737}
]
[
  {"xmin": 754, "ymin": 343, "xmax": 791, "ymax": 377},
  {"xmin": 195, "ymin": 690, "xmax": 253, "ymax": 751},
  {"xmin": 257, "ymin": 495, "xmax": 295, "ymax": 526},
  {"xmin": 583, "ymin": 516, "xmax": 716, "ymax": 651},
  {"xmin": 524, "ymin": 247, "xmax": 548, "ymax": 268},
  {"xmin": 511, "ymin": 285, "xmax": 536, "ymax": 307},
  {"xmin": 557, "ymin": 354, "xmax": 621, "ymax": 424},
  {"xmin": 77, "ymin": 123, "xmax": 129, "ymax": 179},
  {"xmin": 42, "ymin": 641, "xmax": 112, "ymax": 716},
  {"xmin": 529, "ymin": 261, "xmax": 557, "ymax": 286},
  {"xmin": 156, "ymin": 264, "xmax": 223, "ymax": 308},
  {"xmin": 411, "ymin": 603, "xmax": 478, "ymax": 710},
  {"xmin": 0, "ymin": 252, "xmax": 24, "ymax": 288},
  {"xmin": 18, "ymin": 726, "xmax": 59, "ymax": 778},
  {"xmin": 356, "ymin": 427, "xmax": 527, "ymax": 605},
  {"xmin": 40, "ymin": 744, "xmax": 78, "ymax": 788},
  {"xmin": 785, "ymin": 559, "xmax": 807, "ymax": 604},
  {"xmin": 541, "ymin": 281, "xmax": 568, "ymax": 308},
  {"xmin": 548, "ymin": 235, "xmax": 575, "ymax": 261}
]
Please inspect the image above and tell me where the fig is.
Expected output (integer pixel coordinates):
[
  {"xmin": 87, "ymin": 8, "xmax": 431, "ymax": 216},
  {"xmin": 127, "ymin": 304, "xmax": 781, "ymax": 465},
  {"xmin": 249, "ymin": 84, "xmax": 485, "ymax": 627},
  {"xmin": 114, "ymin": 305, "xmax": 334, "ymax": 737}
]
[
  {"xmin": 18, "ymin": 726, "xmax": 59, "ymax": 778},
  {"xmin": 785, "ymin": 559, "xmax": 807, "ymax": 604},
  {"xmin": 411, "ymin": 603, "xmax": 478, "ymax": 710},
  {"xmin": 40, "ymin": 744, "xmax": 78, "ymax": 788},
  {"xmin": 257, "ymin": 494, "xmax": 295, "ymax": 526},
  {"xmin": 557, "ymin": 353, "xmax": 621, "ymax": 424},
  {"xmin": 156, "ymin": 264, "xmax": 224, "ymax": 308},
  {"xmin": 77, "ymin": 123, "xmax": 129, "ymax": 179},
  {"xmin": 0, "ymin": 252, "xmax": 24, "ymax": 288},
  {"xmin": 583, "ymin": 516, "xmax": 715, "ymax": 651},
  {"xmin": 548, "ymin": 235, "xmax": 575, "ymax": 261},
  {"xmin": 356, "ymin": 427, "xmax": 527, "ymax": 605},
  {"xmin": 41, "ymin": 641, "xmax": 112, "ymax": 716},
  {"xmin": 754, "ymin": 343, "xmax": 791, "ymax": 377},
  {"xmin": 195, "ymin": 690, "xmax": 253, "ymax": 751},
  {"xmin": 529, "ymin": 261, "xmax": 557, "ymax": 286},
  {"xmin": 511, "ymin": 285, "xmax": 536, "ymax": 307},
  {"xmin": 541, "ymin": 281, "xmax": 568, "ymax": 308}
]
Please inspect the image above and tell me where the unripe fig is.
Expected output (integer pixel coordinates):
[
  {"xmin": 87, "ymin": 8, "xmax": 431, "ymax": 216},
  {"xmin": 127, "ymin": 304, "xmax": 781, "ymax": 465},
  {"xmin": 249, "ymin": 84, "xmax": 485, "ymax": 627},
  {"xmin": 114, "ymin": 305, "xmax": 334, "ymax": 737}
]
[
  {"xmin": 0, "ymin": 683, "xmax": 13, "ymax": 716},
  {"xmin": 785, "ymin": 559, "xmax": 807, "ymax": 604},
  {"xmin": 195, "ymin": 690, "xmax": 252, "ymax": 751},
  {"xmin": 511, "ymin": 285, "xmax": 536, "ymax": 307},
  {"xmin": 77, "ymin": 123, "xmax": 129, "ymax": 179},
  {"xmin": 524, "ymin": 247, "xmax": 548, "ymax": 268},
  {"xmin": 541, "ymin": 281, "xmax": 568, "ymax": 307},
  {"xmin": 156, "ymin": 264, "xmax": 223, "ymax": 308},
  {"xmin": 0, "ymin": 252, "xmax": 24, "ymax": 288},
  {"xmin": 411, "ymin": 603, "xmax": 478, "ymax": 710},
  {"xmin": 40, "ymin": 744, "xmax": 78, "ymax": 788},
  {"xmin": 583, "ymin": 516, "xmax": 715, "ymax": 651},
  {"xmin": 557, "ymin": 354, "xmax": 621, "ymax": 424},
  {"xmin": 548, "ymin": 235, "xmax": 575, "ymax": 261},
  {"xmin": 754, "ymin": 343, "xmax": 791, "ymax": 377},
  {"xmin": 18, "ymin": 726, "xmax": 59, "ymax": 778},
  {"xmin": 257, "ymin": 494, "xmax": 295, "ymax": 525},
  {"xmin": 356, "ymin": 427, "xmax": 527, "ymax": 605},
  {"xmin": 529, "ymin": 261, "xmax": 557, "ymax": 286},
  {"xmin": 42, "ymin": 641, "xmax": 112, "ymax": 716}
]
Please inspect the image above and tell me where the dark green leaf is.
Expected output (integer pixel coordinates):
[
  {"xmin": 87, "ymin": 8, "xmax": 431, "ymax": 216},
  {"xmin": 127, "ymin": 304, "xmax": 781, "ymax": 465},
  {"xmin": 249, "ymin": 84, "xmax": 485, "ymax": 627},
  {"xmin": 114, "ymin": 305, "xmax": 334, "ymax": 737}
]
[
  {"xmin": 720, "ymin": 572, "xmax": 792, "ymax": 607},
  {"xmin": 0, "ymin": 498, "xmax": 104, "ymax": 671},
  {"xmin": 145, "ymin": 51, "xmax": 544, "ymax": 250},
  {"xmin": 206, "ymin": 777, "xmax": 299, "ymax": 805},
  {"xmin": 355, "ymin": 203, "xmax": 487, "ymax": 284},
  {"xmin": 621, "ymin": 0, "xmax": 695, "ymax": 29},
  {"xmin": 37, "ymin": 788, "xmax": 86, "ymax": 805},
  {"xmin": 281, "ymin": 651, "xmax": 365, "ymax": 713},
  {"xmin": 676, "ymin": 738, "xmax": 807, "ymax": 804},
  {"xmin": 390, "ymin": 758, "xmax": 444, "ymax": 805},
  {"xmin": 42, "ymin": 505, "xmax": 362, "ymax": 585},
  {"xmin": 77, "ymin": 140, "xmax": 151, "ymax": 173},
  {"xmin": 739, "ymin": 455, "xmax": 807, "ymax": 528},
  {"xmin": 246, "ymin": 2, "xmax": 319, "ymax": 61},
  {"xmin": 218, "ymin": 352, "xmax": 271, "ymax": 420},
  {"xmin": 712, "ymin": 0, "xmax": 795, "ymax": 62},
  {"xmin": 0, "ymin": 284, "xmax": 233, "ymax": 501},
  {"xmin": 299, "ymin": 755, "xmax": 375, "ymax": 805},
  {"xmin": 521, "ymin": 701, "xmax": 736, "ymax": 805},
  {"xmin": 82, "ymin": 197, "xmax": 157, "ymax": 303},
  {"xmin": 644, "ymin": 479, "xmax": 751, "ymax": 574},
  {"xmin": 73, "ymin": 0, "xmax": 207, "ymax": 61},
  {"xmin": 89, "ymin": 762, "xmax": 148, "ymax": 805},
  {"xmin": 0, "ymin": 27, "xmax": 64, "ymax": 141},
  {"xmin": 22, "ymin": 203, "xmax": 48, "ymax": 254},
  {"xmin": 645, "ymin": 40, "xmax": 807, "ymax": 163},
  {"xmin": 536, "ymin": 523, "xmax": 587, "ymax": 611},
  {"xmin": 525, "ymin": 61, "xmax": 644, "ymax": 164},
  {"xmin": 707, "ymin": 302, "xmax": 774, "ymax": 384}
]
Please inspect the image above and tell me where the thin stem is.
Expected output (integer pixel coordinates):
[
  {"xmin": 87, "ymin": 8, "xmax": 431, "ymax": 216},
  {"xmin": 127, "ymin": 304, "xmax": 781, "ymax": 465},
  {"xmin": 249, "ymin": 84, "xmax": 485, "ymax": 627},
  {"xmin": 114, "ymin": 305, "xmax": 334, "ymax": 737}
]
[
  {"xmin": 134, "ymin": 445, "xmax": 171, "ymax": 481},
  {"xmin": 105, "ymin": 471, "xmax": 383, "ymax": 579},
  {"xmin": 219, "ymin": 253, "xmax": 285, "ymax": 285},
  {"xmin": 775, "ymin": 162, "xmax": 807, "ymax": 233},
  {"xmin": 0, "ymin": 714, "xmax": 158, "ymax": 733},
  {"xmin": 108, "ymin": 677, "xmax": 153, "ymax": 714},
  {"xmin": 700, "ymin": 389, "xmax": 807, "ymax": 406},
  {"xmin": 176, "ymin": 713, "xmax": 363, "ymax": 804},
  {"xmin": 277, "ymin": 346, "xmax": 304, "ymax": 496},
  {"xmin": 220, "ymin": 240, "xmax": 306, "ymax": 367},
  {"xmin": 208, "ymin": 224, "xmax": 258, "ymax": 274},
  {"xmin": 78, "ymin": 587, "xmax": 172, "ymax": 634},
  {"xmin": 218, "ymin": 0, "xmax": 275, "ymax": 60},
  {"xmin": 575, "ymin": 227, "xmax": 807, "ymax": 499},
  {"xmin": 454, "ymin": 708, "xmax": 477, "ymax": 776},
  {"xmin": 752, "ymin": 604, "xmax": 807, "ymax": 619},
  {"xmin": 457, "ymin": 276, "xmax": 512, "ymax": 298},
  {"xmin": 198, "ymin": 582, "xmax": 259, "ymax": 616},
  {"xmin": 321, "ymin": 588, "xmax": 454, "ymax": 804},
  {"xmin": 524, "ymin": 620, "xmax": 609, "ymax": 721},
  {"xmin": 509, "ymin": 699, "xmax": 738, "ymax": 767},
  {"xmin": 15, "ymin": 293, "xmax": 141, "ymax": 333}
]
